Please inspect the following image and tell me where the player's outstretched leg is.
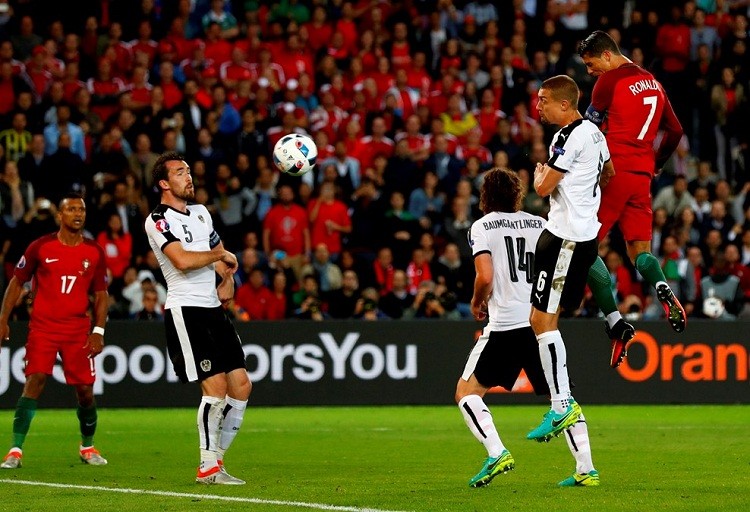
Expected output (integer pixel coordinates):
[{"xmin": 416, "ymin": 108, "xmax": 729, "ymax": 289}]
[
  {"xmin": 634, "ymin": 252, "xmax": 686, "ymax": 332},
  {"xmin": 588, "ymin": 256, "xmax": 637, "ymax": 367},
  {"xmin": 606, "ymin": 319, "xmax": 636, "ymax": 368}
]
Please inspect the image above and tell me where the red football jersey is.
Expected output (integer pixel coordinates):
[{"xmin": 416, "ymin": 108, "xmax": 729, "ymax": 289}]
[
  {"xmin": 586, "ymin": 63, "xmax": 683, "ymax": 176},
  {"xmin": 14, "ymin": 234, "xmax": 108, "ymax": 335}
]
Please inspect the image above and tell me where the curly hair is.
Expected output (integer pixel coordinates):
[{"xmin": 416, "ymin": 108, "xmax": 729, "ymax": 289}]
[
  {"xmin": 479, "ymin": 167, "xmax": 523, "ymax": 214},
  {"xmin": 152, "ymin": 151, "xmax": 186, "ymax": 193}
]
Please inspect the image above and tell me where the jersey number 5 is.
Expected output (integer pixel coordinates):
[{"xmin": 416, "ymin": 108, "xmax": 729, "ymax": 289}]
[
  {"xmin": 637, "ymin": 95, "xmax": 658, "ymax": 140},
  {"xmin": 60, "ymin": 275, "xmax": 77, "ymax": 294}
]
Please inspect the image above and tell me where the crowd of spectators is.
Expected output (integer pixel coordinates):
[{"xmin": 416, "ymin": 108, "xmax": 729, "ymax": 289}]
[{"xmin": 0, "ymin": 0, "xmax": 749, "ymax": 322}]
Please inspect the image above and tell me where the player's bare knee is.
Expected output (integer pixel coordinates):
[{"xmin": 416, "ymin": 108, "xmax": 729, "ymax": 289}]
[
  {"xmin": 229, "ymin": 376, "xmax": 251, "ymax": 401},
  {"xmin": 75, "ymin": 385, "xmax": 95, "ymax": 407},
  {"xmin": 22, "ymin": 373, "xmax": 47, "ymax": 398},
  {"xmin": 455, "ymin": 381, "xmax": 467, "ymax": 404}
]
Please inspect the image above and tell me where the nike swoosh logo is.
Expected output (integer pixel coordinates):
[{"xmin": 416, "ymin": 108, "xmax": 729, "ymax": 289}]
[
  {"xmin": 85, "ymin": 422, "xmax": 96, "ymax": 427},
  {"xmin": 551, "ymin": 412, "xmax": 574, "ymax": 429},
  {"xmin": 45, "ymin": 258, "xmax": 59, "ymax": 263}
]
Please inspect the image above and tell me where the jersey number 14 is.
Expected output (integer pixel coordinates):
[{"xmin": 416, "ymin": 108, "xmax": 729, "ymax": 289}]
[{"xmin": 504, "ymin": 236, "xmax": 534, "ymax": 283}]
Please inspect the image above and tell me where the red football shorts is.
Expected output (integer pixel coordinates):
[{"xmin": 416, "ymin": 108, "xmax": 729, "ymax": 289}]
[
  {"xmin": 24, "ymin": 331, "xmax": 96, "ymax": 385},
  {"xmin": 597, "ymin": 171, "xmax": 653, "ymax": 243}
]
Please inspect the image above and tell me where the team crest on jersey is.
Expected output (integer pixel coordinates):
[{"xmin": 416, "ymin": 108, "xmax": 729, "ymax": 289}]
[
  {"xmin": 198, "ymin": 215, "xmax": 205, "ymax": 223},
  {"xmin": 155, "ymin": 219, "xmax": 170, "ymax": 233},
  {"xmin": 16, "ymin": 256, "xmax": 26, "ymax": 269},
  {"xmin": 80, "ymin": 259, "xmax": 90, "ymax": 275},
  {"xmin": 200, "ymin": 359, "xmax": 212, "ymax": 372},
  {"xmin": 552, "ymin": 146, "xmax": 566, "ymax": 155}
]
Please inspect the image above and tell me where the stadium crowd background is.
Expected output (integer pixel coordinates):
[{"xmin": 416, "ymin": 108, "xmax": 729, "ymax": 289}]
[{"xmin": 0, "ymin": 0, "xmax": 748, "ymax": 322}]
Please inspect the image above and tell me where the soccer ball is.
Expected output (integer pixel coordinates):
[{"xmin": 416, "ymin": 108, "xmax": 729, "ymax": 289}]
[
  {"xmin": 702, "ymin": 296, "xmax": 725, "ymax": 319},
  {"xmin": 272, "ymin": 133, "xmax": 317, "ymax": 176}
]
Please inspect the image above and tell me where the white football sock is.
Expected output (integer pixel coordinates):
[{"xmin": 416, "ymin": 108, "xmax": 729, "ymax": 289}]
[
  {"xmin": 458, "ymin": 394, "xmax": 505, "ymax": 458},
  {"xmin": 197, "ymin": 395, "xmax": 224, "ymax": 468},
  {"xmin": 537, "ymin": 330, "xmax": 571, "ymax": 413},
  {"xmin": 564, "ymin": 412, "xmax": 594, "ymax": 474},
  {"xmin": 606, "ymin": 311, "xmax": 623, "ymax": 329},
  {"xmin": 218, "ymin": 396, "xmax": 248, "ymax": 460}
]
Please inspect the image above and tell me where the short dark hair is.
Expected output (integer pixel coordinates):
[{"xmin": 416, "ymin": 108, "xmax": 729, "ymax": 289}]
[
  {"xmin": 479, "ymin": 168, "xmax": 523, "ymax": 214},
  {"xmin": 540, "ymin": 75, "xmax": 580, "ymax": 108},
  {"xmin": 577, "ymin": 30, "xmax": 622, "ymax": 58},
  {"xmin": 58, "ymin": 192, "xmax": 85, "ymax": 209},
  {"xmin": 152, "ymin": 151, "xmax": 185, "ymax": 193}
]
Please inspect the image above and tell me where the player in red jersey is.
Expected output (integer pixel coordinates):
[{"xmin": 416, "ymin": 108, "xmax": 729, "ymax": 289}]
[
  {"xmin": 577, "ymin": 31, "xmax": 686, "ymax": 368},
  {"xmin": 0, "ymin": 194, "xmax": 109, "ymax": 469}
]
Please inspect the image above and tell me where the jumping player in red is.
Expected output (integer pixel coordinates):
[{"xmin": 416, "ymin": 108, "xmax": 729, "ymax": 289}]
[
  {"xmin": 578, "ymin": 31, "xmax": 686, "ymax": 368},
  {"xmin": 0, "ymin": 194, "xmax": 109, "ymax": 469}
]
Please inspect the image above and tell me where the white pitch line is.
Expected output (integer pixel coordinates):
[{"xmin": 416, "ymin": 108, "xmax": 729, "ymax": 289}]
[{"xmin": 0, "ymin": 479, "xmax": 408, "ymax": 512}]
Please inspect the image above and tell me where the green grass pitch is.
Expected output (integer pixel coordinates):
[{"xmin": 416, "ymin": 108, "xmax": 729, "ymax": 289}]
[{"xmin": 0, "ymin": 405, "xmax": 747, "ymax": 511}]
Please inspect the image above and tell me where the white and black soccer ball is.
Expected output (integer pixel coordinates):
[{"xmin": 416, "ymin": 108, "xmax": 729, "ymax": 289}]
[
  {"xmin": 702, "ymin": 296, "xmax": 725, "ymax": 319},
  {"xmin": 272, "ymin": 133, "xmax": 317, "ymax": 176}
]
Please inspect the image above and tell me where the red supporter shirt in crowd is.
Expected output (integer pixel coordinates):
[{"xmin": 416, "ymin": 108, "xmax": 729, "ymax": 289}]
[
  {"xmin": 0, "ymin": 80, "xmax": 15, "ymax": 114},
  {"xmin": 27, "ymin": 67, "xmax": 53, "ymax": 100},
  {"xmin": 62, "ymin": 79, "xmax": 85, "ymax": 104},
  {"xmin": 127, "ymin": 83, "xmax": 153, "ymax": 106},
  {"xmin": 307, "ymin": 198, "xmax": 351, "ymax": 255},
  {"xmin": 455, "ymin": 143, "xmax": 492, "ymax": 165},
  {"xmin": 586, "ymin": 63, "xmax": 683, "ymax": 176},
  {"xmin": 204, "ymin": 39, "xmax": 233, "ymax": 66},
  {"xmin": 352, "ymin": 135, "xmax": 394, "ymax": 170},
  {"xmin": 160, "ymin": 80, "xmax": 184, "ymax": 110},
  {"xmin": 335, "ymin": 18, "xmax": 359, "ymax": 55},
  {"xmin": 129, "ymin": 39, "xmax": 158, "ymax": 68},
  {"xmin": 265, "ymin": 293, "xmax": 287, "ymax": 320},
  {"xmin": 87, "ymin": 76, "xmax": 126, "ymax": 123},
  {"xmin": 14, "ymin": 234, "xmax": 108, "ymax": 335},
  {"xmin": 96, "ymin": 231, "xmax": 133, "ymax": 279},
  {"xmin": 220, "ymin": 60, "xmax": 252, "ymax": 80},
  {"xmin": 395, "ymin": 132, "xmax": 430, "ymax": 155},
  {"xmin": 263, "ymin": 203, "xmax": 309, "ymax": 256},
  {"xmin": 390, "ymin": 41, "xmax": 412, "ymax": 71},
  {"xmin": 303, "ymin": 22, "xmax": 333, "ymax": 53},
  {"xmin": 406, "ymin": 261, "xmax": 432, "ymax": 295},
  {"xmin": 235, "ymin": 283, "xmax": 275, "ymax": 320},
  {"xmin": 474, "ymin": 107, "xmax": 506, "ymax": 145}
]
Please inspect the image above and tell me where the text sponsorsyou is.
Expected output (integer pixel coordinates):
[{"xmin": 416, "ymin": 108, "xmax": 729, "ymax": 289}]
[{"xmin": 0, "ymin": 333, "xmax": 418, "ymax": 395}]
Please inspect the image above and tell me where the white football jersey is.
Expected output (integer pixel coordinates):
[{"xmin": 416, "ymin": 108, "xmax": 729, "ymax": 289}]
[
  {"xmin": 469, "ymin": 211, "xmax": 546, "ymax": 331},
  {"xmin": 145, "ymin": 204, "xmax": 221, "ymax": 309},
  {"xmin": 545, "ymin": 118, "xmax": 610, "ymax": 241}
]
